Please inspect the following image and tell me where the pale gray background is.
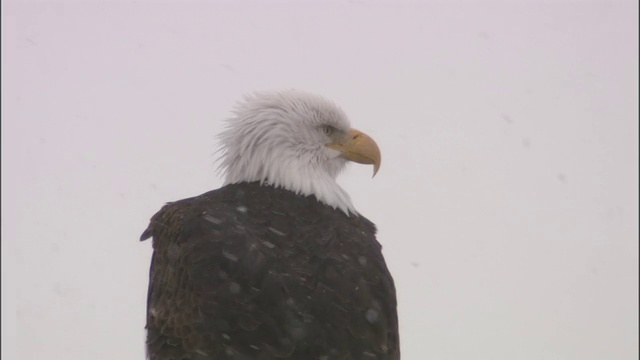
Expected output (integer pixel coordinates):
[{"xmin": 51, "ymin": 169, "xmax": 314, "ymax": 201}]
[{"xmin": 2, "ymin": 1, "xmax": 638, "ymax": 359}]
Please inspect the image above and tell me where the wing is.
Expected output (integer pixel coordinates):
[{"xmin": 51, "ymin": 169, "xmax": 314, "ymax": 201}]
[
  {"xmin": 142, "ymin": 199, "xmax": 255, "ymax": 359},
  {"xmin": 141, "ymin": 187, "xmax": 399, "ymax": 359}
]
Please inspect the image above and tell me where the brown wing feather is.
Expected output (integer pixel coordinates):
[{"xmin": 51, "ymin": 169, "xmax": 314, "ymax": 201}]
[{"xmin": 142, "ymin": 183, "xmax": 399, "ymax": 359}]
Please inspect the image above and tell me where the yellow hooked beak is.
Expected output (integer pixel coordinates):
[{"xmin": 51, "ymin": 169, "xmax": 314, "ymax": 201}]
[{"xmin": 326, "ymin": 128, "xmax": 381, "ymax": 177}]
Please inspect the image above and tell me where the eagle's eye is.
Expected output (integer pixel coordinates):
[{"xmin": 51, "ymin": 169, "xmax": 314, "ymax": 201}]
[{"xmin": 321, "ymin": 125, "xmax": 336, "ymax": 137}]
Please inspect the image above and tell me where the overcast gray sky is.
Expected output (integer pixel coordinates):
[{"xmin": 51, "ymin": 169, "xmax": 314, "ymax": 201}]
[{"xmin": 2, "ymin": 1, "xmax": 638, "ymax": 359}]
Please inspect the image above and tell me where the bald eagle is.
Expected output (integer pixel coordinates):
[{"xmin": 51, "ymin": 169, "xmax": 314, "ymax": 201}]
[{"xmin": 141, "ymin": 90, "xmax": 400, "ymax": 359}]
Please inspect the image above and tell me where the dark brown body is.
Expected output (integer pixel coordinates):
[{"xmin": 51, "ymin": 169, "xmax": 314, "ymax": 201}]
[{"xmin": 141, "ymin": 182, "xmax": 399, "ymax": 359}]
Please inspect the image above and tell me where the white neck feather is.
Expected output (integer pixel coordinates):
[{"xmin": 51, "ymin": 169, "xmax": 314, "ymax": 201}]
[{"xmin": 216, "ymin": 91, "xmax": 357, "ymax": 216}]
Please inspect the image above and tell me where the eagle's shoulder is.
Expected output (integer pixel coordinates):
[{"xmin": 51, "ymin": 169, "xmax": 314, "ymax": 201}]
[{"xmin": 142, "ymin": 183, "xmax": 398, "ymax": 359}]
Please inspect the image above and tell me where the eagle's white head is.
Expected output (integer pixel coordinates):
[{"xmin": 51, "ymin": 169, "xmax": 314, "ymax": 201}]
[{"xmin": 217, "ymin": 90, "xmax": 381, "ymax": 215}]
